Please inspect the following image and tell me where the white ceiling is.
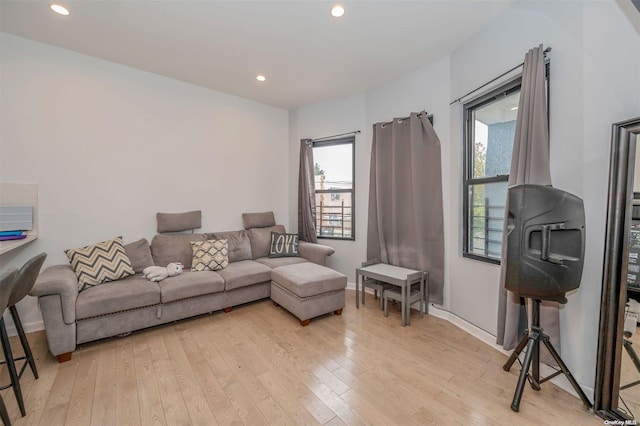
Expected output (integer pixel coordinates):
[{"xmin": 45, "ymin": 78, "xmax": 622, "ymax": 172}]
[{"xmin": 0, "ymin": 0, "xmax": 515, "ymax": 110}]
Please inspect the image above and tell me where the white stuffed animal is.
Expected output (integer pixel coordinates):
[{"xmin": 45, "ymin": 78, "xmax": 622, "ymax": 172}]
[{"xmin": 143, "ymin": 262, "xmax": 184, "ymax": 282}]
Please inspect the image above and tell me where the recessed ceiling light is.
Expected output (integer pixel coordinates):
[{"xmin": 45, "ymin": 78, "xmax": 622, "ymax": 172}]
[
  {"xmin": 256, "ymin": 75, "xmax": 266, "ymax": 82},
  {"xmin": 331, "ymin": 5, "xmax": 345, "ymax": 18},
  {"xmin": 50, "ymin": 4, "xmax": 70, "ymax": 15}
]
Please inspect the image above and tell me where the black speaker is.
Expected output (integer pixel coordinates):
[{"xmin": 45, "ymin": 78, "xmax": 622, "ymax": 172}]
[{"xmin": 504, "ymin": 184, "xmax": 585, "ymax": 303}]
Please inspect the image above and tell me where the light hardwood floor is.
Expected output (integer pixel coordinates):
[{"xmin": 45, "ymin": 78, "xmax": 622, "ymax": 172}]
[
  {"xmin": 1, "ymin": 290, "xmax": 601, "ymax": 425},
  {"xmin": 619, "ymin": 324, "xmax": 640, "ymax": 418}
]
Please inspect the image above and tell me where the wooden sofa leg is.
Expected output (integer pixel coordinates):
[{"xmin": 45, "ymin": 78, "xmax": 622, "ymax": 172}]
[
  {"xmin": 223, "ymin": 307, "xmax": 233, "ymax": 313},
  {"xmin": 57, "ymin": 352, "xmax": 72, "ymax": 363},
  {"xmin": 334, "ymin": 308, "xmax": 343, "ymax": 315},
  {"xmin": 273, "ymin": 301, "xmax": 280, "ymax": 307},
  {"xmin": 300, "ymin": 319, "xmax": 311, "ymax": 326}
]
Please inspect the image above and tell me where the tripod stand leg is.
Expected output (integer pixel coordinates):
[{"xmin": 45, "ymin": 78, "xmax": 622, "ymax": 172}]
[
  {"xmin": 532, "ymin": 336, "xmax": 541, "ymax": 391},
  {"xmin": 541, "ymin": 338, "xmax": 592, "ymax": 409},
  {"xmin": 624, "ymin": 339, "xmax": 640, "ymax": 373},
  {"xmin": 511, "ymin": 335, "xmax": 537, "ymax": 412},
  {"xmin": 504, "ymin": 330, "xmax": 530, "ymax": 372}
]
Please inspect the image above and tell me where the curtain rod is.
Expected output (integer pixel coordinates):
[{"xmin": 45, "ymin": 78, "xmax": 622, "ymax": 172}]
[
  {"xmin": 376, "ymin": 110, "xmax": 433, "ymax": 128},
  {"xmin": 311, "ymin": 130, "xmax": 361, "ymax": 142},
  {"xmin": 449, "ymin": 46, "xmax": 551, "ymax": 106}
]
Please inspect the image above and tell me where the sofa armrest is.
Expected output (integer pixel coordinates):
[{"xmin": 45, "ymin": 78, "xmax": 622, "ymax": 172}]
[
  {"xmin": 30, "ymin": 265, "xmax": 79, "ymax": 324},
  {"xmin": 299, "ymin": 241, "xmax": 335, "ymax": 266}
]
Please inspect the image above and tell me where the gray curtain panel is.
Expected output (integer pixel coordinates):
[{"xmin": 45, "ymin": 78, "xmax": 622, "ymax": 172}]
[
  {"xmin": 367, "ymin": 113, "xmax": 444, "ymax": 304},
  {"xmin": 496, "ymin": 45, "xmax": 560, "ymax": 361},
  {"xmin": 298, "ymin": 139, "xmax": 317, "ymax": 243}
]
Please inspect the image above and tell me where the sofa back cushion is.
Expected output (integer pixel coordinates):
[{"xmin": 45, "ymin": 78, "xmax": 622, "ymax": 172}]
[
  {"xmin": 206, "ymin": 230, "xmax": 252, "ymax": 262},
  {"xmin": 247, "ymin": 225, "xmax": 285, "ymax": 259},
  {"xmin": 151, "ymin": 233, "xmax": 206, "ymax": 268}
]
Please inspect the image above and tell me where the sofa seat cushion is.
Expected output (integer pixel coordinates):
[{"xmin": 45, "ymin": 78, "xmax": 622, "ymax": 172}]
[
  {"xmin": 255, "ymin": 256, "xmax": 308, "ymax": 269},
  {"xmin": 76, "ymin": 275, "xmax": 160, "ymax": 320},
  {"xmin": 217, "ymin": 260, "xmax": 271, "ymax": 291},
  {"xmin": 271, "ymin": 263, "xmax": 347, "ymax": 298},
  {"xmin": 159, "ymin": 271, "xmax": 224, "ymax": 303}
]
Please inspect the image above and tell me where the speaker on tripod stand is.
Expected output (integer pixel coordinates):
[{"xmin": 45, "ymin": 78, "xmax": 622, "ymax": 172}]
[{"xmin": 502, "ymin": 184, "xmax": 593, "ymax": 412}]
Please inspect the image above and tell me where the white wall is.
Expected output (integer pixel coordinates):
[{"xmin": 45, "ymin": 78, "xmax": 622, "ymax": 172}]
[
  {"xmin": 449, "ymin": 0, "xmax": 640, "ymax": 389},
  {"xmin": 289, "ymin": 0, "xmax": 640, "ymax": 393},
  {"xmin": 288, "ymin": 57, "xmax": 451, "ymax": 287},
  {"xmin": 288, "ymin": 94, "xmax": 367, "ymax": 282},
  {"xmin": 0, "ymin": 34, "xmax": 289, "ymax": 331}
]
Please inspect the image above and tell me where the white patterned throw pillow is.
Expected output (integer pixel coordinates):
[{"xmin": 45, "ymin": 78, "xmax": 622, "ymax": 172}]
[{"xmin": 191, "ymin": 239, "xmax": 229, "ymax": 271}]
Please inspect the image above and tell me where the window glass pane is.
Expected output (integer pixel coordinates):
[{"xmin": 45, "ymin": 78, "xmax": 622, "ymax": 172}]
[
  {"xmin": 467, "ymin": 181, "xmax": 508, "ymax": 260},
  {"xmin": 313, "ymin": 144, "xmax": 353, "ymax": 190},
  {"xmin": 313, "ymin": 139, "xmax": 354, "ymax": 240},
  {"xmin": 472, "ymin": 90, "xmax": 520, "ymax": 178},
  {"xmin": 315, "ymin": 192, "xmax": 353, "ymax": 238}
]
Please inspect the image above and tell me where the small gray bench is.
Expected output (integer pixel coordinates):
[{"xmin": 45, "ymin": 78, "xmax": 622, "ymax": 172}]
[{"xmin": 271, "ymin": 262, "xmax": 346, "ymax": 326}]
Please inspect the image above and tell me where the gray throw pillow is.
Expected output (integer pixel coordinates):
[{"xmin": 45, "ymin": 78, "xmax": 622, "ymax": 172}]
[
  {"xmin": 124, "ymin": 238, "xmax": 154, "ymax": 273},
  {"xmin": 268, "ymin": 232, "xmax": 300, "ymax": 258}
]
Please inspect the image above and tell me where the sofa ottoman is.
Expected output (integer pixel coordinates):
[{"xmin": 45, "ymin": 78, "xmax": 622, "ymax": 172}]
[{"xmin": 270, "ymin": 262, "xmax": 347, "ymax": 326}]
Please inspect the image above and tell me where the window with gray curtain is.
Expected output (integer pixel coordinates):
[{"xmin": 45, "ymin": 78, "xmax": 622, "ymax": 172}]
[
  {"xmin": 313, "ymin": 136, "xmax": 355, "ymax": 240},
  {"xmin": 463, "ymin": 64, "xmax": 549, "ymax": 264}
]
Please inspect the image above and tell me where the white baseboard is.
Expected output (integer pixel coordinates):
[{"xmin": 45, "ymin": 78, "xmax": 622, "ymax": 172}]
[
  {"xmin": 3, "ymin": 319, "xmax": 44, "ymax": 337},
  {"xmin": 346, "ymin": 282, "xmax": 594, "ymax": 401}
]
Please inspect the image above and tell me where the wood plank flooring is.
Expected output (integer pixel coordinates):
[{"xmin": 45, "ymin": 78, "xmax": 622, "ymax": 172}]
[
  {"xmin": 619, "ymin": 323, "xmax": 640, "ymax": 418},
  {"xmin": 1, "ymin": 290, "xmax": 601, "ymax": 425}
]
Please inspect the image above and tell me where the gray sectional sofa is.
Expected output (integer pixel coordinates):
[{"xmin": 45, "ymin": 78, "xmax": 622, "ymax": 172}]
[{"xmin": 30, "ymin": 212, "xmax": 340, "ymax": 362}]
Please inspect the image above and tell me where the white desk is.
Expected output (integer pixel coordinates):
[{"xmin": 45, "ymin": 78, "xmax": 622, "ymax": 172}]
[
  {"xmin": 355, "ymin": 263, "xmax": 429, "ymax": 326},
  {"xmin": 0, "ymin": 183, "xmax": 38, "ymax": 255}
]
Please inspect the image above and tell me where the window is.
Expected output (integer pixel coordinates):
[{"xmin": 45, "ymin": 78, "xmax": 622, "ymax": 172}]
[
  {"xmin": 462, "ymin": 66, "xmax": 549, "ymax": 264},
  {"xmin": 313, "ymin": 136, "xmax": 355, "ymax": 240}
]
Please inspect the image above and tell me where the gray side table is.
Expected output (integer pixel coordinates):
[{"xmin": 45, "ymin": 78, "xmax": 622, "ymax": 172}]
[{"xmin": 355, "ymin": 262, "xmax": 429, "ymax": 326}]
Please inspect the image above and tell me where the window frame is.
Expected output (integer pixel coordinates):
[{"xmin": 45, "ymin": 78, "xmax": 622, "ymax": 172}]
[
  {"xmin": 462, "ymin": 63, "xmax": 550, "ymax": 264},
  {"xmin": 313, "ymin": 136, "xmax": 356, "ymax": 241}
]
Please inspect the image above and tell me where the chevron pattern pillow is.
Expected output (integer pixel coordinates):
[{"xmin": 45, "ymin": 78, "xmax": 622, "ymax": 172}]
[
  {"xmin": 65, "ymin": 236, "xmax": 135, "ymax": 292},
  {"xmin": 191, "ymin": 239, "xmax": 229, "ymax": 271}
]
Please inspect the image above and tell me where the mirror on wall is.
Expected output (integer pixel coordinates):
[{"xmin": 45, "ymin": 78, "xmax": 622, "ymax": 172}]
[
  {"xmin": 619, "ymin": 138, "xmax": 640, "ymax": 417},
  {"xmin": 595, "ymin": 117, "xmax": 640, "ymax": 421}
]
